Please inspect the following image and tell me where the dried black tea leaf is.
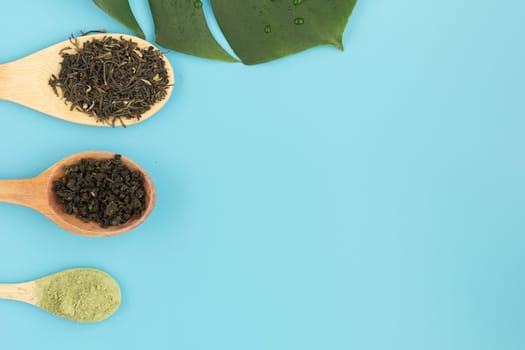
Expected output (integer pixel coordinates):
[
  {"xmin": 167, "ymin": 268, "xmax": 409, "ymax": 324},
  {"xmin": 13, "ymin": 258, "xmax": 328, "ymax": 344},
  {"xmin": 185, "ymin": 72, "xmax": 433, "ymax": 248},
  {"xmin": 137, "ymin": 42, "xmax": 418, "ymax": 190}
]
[
  {"xmin": 53, "ymin": 154, "xmax": 147, "ymax": 228},
  {"xmin": 49, "ymin": 35, "xmax": 170, "ymax": 126}
]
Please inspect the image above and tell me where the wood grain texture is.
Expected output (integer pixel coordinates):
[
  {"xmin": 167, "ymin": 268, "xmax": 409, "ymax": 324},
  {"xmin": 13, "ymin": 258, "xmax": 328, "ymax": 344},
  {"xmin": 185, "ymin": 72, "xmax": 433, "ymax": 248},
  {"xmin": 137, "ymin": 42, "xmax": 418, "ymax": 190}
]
[
  {"xmin": 0, "ymin": 282, "xmax": 37, "ymax": 305},
  {"xmin": 0, "ymin": 151, "xmax": 156, "ymax": 236},
  {"xmin": 0, "ymin": 33, "xmax": 174, "ymax": 127}
]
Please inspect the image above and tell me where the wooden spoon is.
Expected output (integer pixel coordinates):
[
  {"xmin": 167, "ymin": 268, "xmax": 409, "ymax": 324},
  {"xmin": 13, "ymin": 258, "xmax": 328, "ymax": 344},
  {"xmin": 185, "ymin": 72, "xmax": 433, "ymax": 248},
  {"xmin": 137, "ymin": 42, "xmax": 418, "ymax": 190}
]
[
  {"xmin": 0, "ymin": 268, "xmax": 121, "ymax": 323},
  {"xmin": 0, "ymin": 151, "xmax": 155, "ymax": 236},
  {"xmin": 0, "ymin": 33, "xmax": 174, "ymax": 127}
]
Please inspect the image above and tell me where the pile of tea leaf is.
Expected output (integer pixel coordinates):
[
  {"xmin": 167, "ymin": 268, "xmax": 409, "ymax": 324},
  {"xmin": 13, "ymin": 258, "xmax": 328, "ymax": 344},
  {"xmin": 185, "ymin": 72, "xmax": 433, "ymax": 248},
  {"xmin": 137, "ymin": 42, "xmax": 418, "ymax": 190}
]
[
  {"xmin": 53, "ymin": 154, "xmax": 146, "ymax": 227},
  {"xmin": 49, "ymin": 35, "xmax": 170, "ymax": 126},
  {"xmin": 36, "ymin": 268, "xmax": 121, "ymax": 323}
]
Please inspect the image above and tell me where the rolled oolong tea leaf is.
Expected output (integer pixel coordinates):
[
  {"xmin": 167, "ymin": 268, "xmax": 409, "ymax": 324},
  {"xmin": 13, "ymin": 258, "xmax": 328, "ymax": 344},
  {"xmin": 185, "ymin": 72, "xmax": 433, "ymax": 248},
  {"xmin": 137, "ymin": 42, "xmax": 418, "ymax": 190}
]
[
  {"xmin": 36, "ymin": 268, "xmax": 121, "ymax": 323},
  {"xmin": 48, "ymin": 35, "xmax": 170, "ymax": 126},
  {"xmin": 53, "ymin": 154, "xmax": 147, "ymax": 228},
  {"xmin": 93, "ymin": 0, "xmax": 145, "ymax": 38},
  {"xmin": 211, "ymin": 0, "xmax": 358, "ymax": 65}
]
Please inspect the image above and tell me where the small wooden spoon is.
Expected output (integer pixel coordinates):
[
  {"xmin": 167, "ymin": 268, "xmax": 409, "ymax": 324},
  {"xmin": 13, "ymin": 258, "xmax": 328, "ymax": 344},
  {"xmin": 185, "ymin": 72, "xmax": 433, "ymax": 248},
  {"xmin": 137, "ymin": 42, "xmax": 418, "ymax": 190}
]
[
  {"xmin": 0, "ymin": 151, "xmax": 156, "ymax": 236},
  {"xmin": 0, "ymin": 268, "xmax": 121, "ymax": 323},
  {"xmin": 0, "ymin": 33, "xmax": 174, "ymax": 127}
]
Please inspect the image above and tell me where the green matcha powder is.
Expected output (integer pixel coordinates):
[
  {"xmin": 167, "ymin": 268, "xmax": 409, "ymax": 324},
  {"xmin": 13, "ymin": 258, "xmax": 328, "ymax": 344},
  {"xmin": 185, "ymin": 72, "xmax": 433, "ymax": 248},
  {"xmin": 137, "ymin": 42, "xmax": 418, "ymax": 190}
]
[{"xmin": 35, "ymin": 268, "xmax": 121, "ymax": 323}]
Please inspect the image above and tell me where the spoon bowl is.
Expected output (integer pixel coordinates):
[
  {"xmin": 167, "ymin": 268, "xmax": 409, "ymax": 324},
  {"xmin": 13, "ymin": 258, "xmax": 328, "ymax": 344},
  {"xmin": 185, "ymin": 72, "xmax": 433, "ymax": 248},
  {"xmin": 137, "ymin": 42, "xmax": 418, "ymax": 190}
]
[
  {"xmin": 0, "ymin": 33, "xmax": 174, "ymax": 126},
  {"xmin": 0, "ymin": 151, "xmax": 156, "ymax": 236}
]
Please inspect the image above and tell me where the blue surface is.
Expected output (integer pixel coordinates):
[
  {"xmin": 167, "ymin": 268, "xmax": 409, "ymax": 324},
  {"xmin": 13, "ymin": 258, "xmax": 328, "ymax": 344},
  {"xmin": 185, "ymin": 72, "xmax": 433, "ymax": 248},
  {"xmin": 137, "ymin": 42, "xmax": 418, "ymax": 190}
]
[{"xmin": 0, "ymin": 0, "xmax": 524, "ymax": 349}]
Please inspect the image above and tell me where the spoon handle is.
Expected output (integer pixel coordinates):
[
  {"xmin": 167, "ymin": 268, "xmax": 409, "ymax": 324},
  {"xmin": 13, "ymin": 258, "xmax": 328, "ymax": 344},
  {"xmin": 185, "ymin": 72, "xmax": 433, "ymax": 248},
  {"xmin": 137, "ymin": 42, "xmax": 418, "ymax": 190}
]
[
  {"xmin": 0, "ymin": 57, "xmax": 50, "ymax": 105},
  {"xmin": 0, "ymin": 63, "xmax": 7, "ymax": 99},
  {"xmin": 0, "ymin": 178, "xmax": 46, "ymax": 210},
  {"xmin": 0, "ymin": 282, "xmax": 36, "ymax": 304},
  {"xmin": 0, "ymin": 62, "xmax": 20, "ymax": 101}
]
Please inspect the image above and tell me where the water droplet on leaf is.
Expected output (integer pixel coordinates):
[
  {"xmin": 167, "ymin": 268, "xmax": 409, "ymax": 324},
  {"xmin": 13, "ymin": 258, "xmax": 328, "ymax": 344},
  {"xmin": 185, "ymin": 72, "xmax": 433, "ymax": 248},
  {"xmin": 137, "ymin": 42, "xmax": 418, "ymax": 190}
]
[
  {"xmin": 294, "ymin": 17, "xmax": 305, "ymax": 25},
  {"xmin": 194, "ymin": 0, "xmax": 203, "ymax": 9},
  {"xmin": 264, "ymin": 24, "xmax": 272, "ymax": 34},
  {"xmin": 293, "ymin": 0, "xmax": 303, "ymax": 5}
]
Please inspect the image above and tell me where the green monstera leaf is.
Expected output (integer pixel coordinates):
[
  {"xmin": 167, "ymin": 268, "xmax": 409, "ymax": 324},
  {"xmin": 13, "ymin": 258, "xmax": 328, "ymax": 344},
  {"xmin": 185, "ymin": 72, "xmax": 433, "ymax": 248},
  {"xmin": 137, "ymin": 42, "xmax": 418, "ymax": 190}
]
[
  {"xmin": 211, "ymin": 0, "xmax": 357, "ymax": 65},
  {"xmin": 93, "ymin": 0, "xmax": 145, "ymax": 38},
  {"xmin": 149, "ymin": 0, "xmax": 237, "ymax": 62},
  {"xmin": 92, "ymin": 0, "xmax": 358, "ymax": 64}
]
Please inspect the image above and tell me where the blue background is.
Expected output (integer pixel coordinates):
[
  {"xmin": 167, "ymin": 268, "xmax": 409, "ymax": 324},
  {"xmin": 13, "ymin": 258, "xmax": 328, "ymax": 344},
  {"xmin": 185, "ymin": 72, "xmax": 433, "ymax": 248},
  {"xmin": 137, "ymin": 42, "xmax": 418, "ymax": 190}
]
[{"xmin": 0, "ymin": 0, "xmax": 524, "ymax": 349}]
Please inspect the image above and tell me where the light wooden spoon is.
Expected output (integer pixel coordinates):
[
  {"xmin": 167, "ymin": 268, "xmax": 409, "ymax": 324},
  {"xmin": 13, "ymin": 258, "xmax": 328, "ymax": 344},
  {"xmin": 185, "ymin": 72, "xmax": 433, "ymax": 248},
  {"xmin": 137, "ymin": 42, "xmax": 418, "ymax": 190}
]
[
  {"xmin": 0, "ymin": 268, "xmax": 121, "ymax": 323},
  {"xmin": 0, "ymin": 33, "xmax": 174, "ymax": 127},
  {"xmin": 0, "ymin": 151, "xmax": 156, "ymax": 236}
]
